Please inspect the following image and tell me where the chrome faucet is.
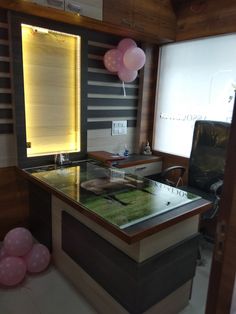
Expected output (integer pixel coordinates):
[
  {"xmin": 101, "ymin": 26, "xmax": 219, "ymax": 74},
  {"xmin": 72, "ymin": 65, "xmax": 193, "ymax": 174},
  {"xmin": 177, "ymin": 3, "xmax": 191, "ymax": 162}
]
[{"xmin": 54, "ymin": 153, "xmax": 70, "ymax": 166}]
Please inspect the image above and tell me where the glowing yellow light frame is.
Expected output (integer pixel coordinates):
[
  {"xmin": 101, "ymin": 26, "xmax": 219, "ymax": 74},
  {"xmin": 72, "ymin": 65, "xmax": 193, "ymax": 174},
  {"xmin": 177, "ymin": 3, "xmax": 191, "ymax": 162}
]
[{"xmin": 21, "ymin": 24, "xmax": 81, "ymax": 157}]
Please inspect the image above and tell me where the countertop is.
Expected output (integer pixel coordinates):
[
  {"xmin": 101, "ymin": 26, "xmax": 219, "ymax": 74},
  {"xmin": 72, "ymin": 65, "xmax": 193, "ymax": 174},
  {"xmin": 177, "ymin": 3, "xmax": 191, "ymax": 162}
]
[{"xmin": 17, "ymin": 160, "xmax": 212, "ymax": 243}]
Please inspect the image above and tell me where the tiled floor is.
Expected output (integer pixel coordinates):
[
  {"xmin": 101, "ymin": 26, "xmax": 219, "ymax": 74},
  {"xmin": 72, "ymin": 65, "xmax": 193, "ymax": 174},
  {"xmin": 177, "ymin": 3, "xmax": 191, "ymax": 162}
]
[
  {"xmin": 0, "ymin": 241, "xmax": 213, "ymax": 314},
  {"xmin": 179, "ymin": 241, "xmax": 213, "ymax": 314}
]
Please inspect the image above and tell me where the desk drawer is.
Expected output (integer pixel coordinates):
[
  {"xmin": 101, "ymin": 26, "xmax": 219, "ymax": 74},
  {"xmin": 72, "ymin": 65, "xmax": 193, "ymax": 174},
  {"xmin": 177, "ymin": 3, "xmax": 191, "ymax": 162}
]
[{"xmin": 123, "ymin": 161, "xmax": 162, "ymax": 177}]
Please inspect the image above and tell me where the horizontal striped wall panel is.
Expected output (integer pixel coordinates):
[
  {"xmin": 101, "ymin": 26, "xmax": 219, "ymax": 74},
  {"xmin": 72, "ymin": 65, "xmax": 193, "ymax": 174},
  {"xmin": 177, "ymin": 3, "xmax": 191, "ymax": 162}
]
[
  {"xmin": 87, "ymin": 36, "xmax": 139, "ymax": 131},
  {"xmin": 0, "ymin": 10, "xmax": 13, "ymax": 134}
]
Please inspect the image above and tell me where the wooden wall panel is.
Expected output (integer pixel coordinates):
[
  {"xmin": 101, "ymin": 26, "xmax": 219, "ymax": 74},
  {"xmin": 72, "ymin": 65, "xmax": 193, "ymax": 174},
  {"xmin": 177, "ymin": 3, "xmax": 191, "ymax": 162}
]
[
  {"xmin": 135, "ymin": 43, "xmax": 158, "ymax": 154},
  {"xmin": 0, "ymin": 9, "xmax": 14, "ymax": 136},
  {"xmin": 205, "ymin": 96, "xmax": 236, "ymax": 314},
  {"xmin": 0, "ymin": 166, "xmax": 29, "ymax": 240},
  {"xmin": 175, "ymin": 0, "xmax": 236, "ymax": 41},
  {"xmin": 0, "ymin": 9, "xmax": 16, "ymax": 167}
]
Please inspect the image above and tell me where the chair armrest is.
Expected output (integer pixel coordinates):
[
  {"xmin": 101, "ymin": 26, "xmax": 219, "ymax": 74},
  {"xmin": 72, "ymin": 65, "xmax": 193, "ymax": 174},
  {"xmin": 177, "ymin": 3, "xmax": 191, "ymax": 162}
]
[
  {"xmin": 160, "ymin": 166, "xmax": 186, "ymax": 187},
  {"xmin": 161, "ymin": 166, "xmax": 186, "ymax": 178},
  {"xmin": 210, "ymin": 179, "xmax": 223, "ymax": 196}
]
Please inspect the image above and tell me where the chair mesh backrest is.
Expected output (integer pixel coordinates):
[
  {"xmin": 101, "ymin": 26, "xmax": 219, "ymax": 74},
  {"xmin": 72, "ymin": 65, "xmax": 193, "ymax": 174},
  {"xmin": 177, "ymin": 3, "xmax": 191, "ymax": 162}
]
[{"xmin": 188, "ymin": 120, "xmax": 230, "ymax": 192}]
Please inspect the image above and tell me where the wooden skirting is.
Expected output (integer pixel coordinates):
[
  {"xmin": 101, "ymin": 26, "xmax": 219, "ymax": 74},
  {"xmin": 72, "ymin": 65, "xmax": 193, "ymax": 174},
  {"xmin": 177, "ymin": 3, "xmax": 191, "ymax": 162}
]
[{"xmin": 0, "ymin": 166, "xmax": 29, "ymax": 240}]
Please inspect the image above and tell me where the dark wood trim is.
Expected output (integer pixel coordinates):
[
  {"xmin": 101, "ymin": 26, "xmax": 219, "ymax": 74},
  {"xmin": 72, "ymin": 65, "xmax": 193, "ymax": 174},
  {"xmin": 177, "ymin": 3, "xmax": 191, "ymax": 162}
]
[
  {"xmin": 62, "ymin": 210, "xmax": 200, "ymax": 314},
  {"xmin": 17, "ymin": 166, "xmax": 212, "ymax": 244}
]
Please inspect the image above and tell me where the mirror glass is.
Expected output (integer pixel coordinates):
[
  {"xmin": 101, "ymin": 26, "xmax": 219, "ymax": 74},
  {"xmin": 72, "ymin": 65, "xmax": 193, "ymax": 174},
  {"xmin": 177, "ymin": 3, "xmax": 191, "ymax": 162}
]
[{"xmin": 21, "ymin": 24, "xmax": 81, "ymax": 157}]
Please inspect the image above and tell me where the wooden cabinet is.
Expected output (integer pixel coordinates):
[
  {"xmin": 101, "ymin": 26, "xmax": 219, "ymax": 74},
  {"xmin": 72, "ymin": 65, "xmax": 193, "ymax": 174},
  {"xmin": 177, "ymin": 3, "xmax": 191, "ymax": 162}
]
[
  {"xmin": 118, "ymin": 160, "xmax": 162, "ymax": 177},
  {"xmin": 25, "ymin": 0, "xmax": 103, "ymax": 20},
  {"xmin": 103, "ymin": 0, "xmax": 176, "ymax": 42},
  {"xmin": 133, "ymin": 0, "xmax": 176, "ymax": 39},
  {"xmin": 65, "ymin": 0, "xmax": 103, "ymax": 21},
  {"xmin": 103, "ymin": 0, "xmax": 133, "ymax": 29},
  {"xmin": 88, "ymin": 151, "xmax": 163, "ymax": 177},
  {"xmin": 25, "ymin": 0, "xmax": 64, "ymax": 11},
  {"xmin": 0, "ymin": 0, "xmax": 175, "ymax": 43}
]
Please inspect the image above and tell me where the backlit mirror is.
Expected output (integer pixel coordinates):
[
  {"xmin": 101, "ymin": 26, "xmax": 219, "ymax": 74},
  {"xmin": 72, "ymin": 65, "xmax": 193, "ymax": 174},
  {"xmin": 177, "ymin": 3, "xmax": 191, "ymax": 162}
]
[{"xmin": 21, "ymin": 24, "xmax": 81, "ymax": 157}]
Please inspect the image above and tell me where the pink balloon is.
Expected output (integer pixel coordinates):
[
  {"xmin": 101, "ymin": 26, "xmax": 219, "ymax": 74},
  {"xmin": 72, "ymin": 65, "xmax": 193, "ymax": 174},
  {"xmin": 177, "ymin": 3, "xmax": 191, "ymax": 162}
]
[
  {"xmin": 104, "ymin": 49, "xmax": 123, "ymax": 73},
  {"xmin": 0, "ymin": 256, "xmax": 26, "ymax": 286},
  {"xmin": 118, "ymin": 66, "xmax": 137, "ymax": 83},
  {"xmin": 24, "ymin": 243, "xmax": 50, "ymax": 273},
  {"xmin": 0, "ymin": 245, "xmax": 9, "ymax": 261},
  {"xmin": 123, "ymin": 47, "xmax": 146, "ymax": 71},
  {"xmin": 4, "ymin": 227, "xmax": 33, "ymax": 257},
  {"xmin": 117, "ymin": 38, "xmax": 137, "ymax": 53}
]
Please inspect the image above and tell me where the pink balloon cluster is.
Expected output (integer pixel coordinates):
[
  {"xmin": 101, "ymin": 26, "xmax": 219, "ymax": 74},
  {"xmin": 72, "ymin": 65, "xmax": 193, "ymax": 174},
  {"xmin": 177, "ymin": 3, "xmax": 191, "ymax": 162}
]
[
  {"xmin": 103, "ymin": 38, "xmax": 146, "ymax": 83},
  {"xmin": 0, "ymin": 227, "xmax": 50, "ymax": 287}
]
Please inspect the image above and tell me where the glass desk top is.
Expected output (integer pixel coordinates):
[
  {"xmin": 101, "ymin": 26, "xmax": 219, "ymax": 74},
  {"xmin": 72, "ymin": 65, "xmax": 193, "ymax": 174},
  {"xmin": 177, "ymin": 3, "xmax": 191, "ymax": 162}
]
[{"xmin": 25, "ymin": 160, "xmax": 201, "ymax": 229}]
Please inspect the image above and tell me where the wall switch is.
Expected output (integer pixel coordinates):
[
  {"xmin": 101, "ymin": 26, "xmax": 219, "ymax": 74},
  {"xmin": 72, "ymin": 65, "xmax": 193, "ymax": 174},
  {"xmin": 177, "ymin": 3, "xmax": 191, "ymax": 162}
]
[{"xmin": 112, "ymin": 120, "xmax": 127, "ymax": 136}]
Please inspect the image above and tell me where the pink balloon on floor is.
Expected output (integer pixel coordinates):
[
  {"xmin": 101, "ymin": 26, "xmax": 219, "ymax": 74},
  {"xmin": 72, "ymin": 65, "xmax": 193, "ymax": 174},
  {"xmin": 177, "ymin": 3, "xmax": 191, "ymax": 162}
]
[
  {"xmin": 4, "ymin": 227, "xmax": 33, "ymax": 257},
  {"xmin": 0, "ymin": 245, "xmax": 8, "ymax": 261},
  {"xmin": 24, "ymin": 243, "xmax": 50, "ymax": 273},
  {"xmin": 123, "ymin": 47, "xmax": 146, "ymax": 71},
  {"xmin": 117, "ymin": 38, "xmax": 137, "ymax": 53},
  {"xmin": 104, "ymin": 49, "xmax": 123, "ymax": 73},
  {"xmin": 0, "ymin": 256, "xmax": 26, "ymax": 286},
  {"xmin": 118, "ymin": 66, "xmax": 137, "ymax": 83}
]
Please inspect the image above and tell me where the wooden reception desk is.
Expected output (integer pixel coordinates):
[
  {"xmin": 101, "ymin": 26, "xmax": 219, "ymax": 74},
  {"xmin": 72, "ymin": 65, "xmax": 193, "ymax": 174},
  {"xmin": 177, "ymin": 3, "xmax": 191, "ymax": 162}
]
[{"xmin": 18, "ymin": 160, "xmax": 211, "ymax": 314}]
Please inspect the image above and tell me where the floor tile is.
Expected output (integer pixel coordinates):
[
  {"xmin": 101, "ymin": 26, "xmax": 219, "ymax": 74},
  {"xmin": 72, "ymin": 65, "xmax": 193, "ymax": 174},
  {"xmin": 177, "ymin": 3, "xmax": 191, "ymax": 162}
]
[{"xmin": 0, "ymin": 241, "xmax": 213, "ymax": 314}]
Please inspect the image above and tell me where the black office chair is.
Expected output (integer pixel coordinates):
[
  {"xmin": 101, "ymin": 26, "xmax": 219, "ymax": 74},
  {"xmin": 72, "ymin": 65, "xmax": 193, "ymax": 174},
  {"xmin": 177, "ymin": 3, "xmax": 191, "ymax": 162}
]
[{"xmin": 157, "ymin": 120, "xmax": 231, "ymax": 221}]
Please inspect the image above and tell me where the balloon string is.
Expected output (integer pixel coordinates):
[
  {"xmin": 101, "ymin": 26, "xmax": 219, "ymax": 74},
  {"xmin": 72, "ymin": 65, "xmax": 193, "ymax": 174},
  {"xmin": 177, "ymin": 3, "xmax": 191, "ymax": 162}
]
[{"xmin": 122, "ymin": 81, "xmax": 126, "ymax": 97}]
